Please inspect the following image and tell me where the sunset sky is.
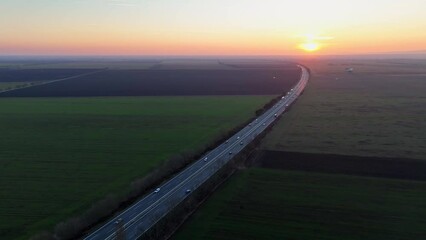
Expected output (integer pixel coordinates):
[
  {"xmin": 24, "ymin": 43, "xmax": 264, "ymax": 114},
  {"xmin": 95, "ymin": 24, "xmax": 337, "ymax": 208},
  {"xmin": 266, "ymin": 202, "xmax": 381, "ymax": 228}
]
[{"xmin": 1, "ymin": 0, "xmax": 426, "ymax": 56}]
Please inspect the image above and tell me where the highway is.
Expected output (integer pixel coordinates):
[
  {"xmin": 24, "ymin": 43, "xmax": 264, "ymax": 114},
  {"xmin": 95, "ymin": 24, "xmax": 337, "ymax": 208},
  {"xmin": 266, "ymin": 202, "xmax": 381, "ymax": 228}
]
[{"xmin": 84, "ymin": 65, "xmax": 310, "ymax": 240}]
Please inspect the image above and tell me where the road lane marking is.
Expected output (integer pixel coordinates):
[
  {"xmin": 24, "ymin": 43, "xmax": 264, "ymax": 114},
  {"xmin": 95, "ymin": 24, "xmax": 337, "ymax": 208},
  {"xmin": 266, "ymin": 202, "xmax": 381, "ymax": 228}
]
[{"xmin": 86, "ymin": 66, "xmax": 309, "ymax": 240}]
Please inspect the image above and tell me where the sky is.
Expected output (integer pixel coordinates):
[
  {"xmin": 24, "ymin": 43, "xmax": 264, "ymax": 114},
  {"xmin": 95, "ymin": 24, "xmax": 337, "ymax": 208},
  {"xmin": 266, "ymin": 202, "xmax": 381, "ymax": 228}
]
[{"xmin": 1, "ymin": 0, "xmax": 426, "ymax": 56}]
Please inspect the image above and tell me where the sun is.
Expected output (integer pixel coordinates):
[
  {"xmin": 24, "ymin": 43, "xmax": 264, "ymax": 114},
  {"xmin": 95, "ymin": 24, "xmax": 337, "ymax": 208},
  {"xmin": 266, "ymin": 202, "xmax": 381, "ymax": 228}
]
[{"xmin": 299, "ymin": 42, "xmax": 320, "ymax": 52}]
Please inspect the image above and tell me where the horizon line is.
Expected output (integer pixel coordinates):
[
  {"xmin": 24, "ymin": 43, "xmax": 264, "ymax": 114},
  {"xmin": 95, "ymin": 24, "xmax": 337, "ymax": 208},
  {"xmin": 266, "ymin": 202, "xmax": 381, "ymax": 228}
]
[{"xmin": 1, "ymin": 51, "xmax": 426, "ymax": 60}]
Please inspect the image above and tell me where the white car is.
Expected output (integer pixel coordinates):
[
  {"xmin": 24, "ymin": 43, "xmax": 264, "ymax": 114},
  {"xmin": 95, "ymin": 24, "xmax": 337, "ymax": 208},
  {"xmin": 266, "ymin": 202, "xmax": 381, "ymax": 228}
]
[
  {"xmin": 185, "ymin": 189, "xmax": 191, "ymax": 194},
  {"xmin": 204, "ymin": 157, "xmax": 208, "ymax": 162},
  {"xmin": 262, "ymin": 123, "xmax": 266, "ymax": 126},
  {"xmin": 154, "ymin": 188, "xmax": 161, "ymax": 193},
  {"xmin": 237, "ymin": 136, "xmax": 240, "ymax": 140},
  {"xmin": 229, "ymin": 151, "xmax": 233, "ymax": 155},
  {"xmin": 115, "ymin": 218, "xmax": 122, "ymax": 225},
  {"xmin": 225, "ymin": 140, "xmax": 229, "ymax": 144},
  {"xmin": 240, "ymin": 141, "xmax": 243, "ymax": 145}
]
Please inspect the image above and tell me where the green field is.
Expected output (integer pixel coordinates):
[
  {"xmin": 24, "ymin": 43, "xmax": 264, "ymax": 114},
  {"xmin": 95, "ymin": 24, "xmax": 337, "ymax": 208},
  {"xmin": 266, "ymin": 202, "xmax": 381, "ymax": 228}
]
[
  {"xmin": 0, "ymin": 82, "xmax": 20, "ymax": 91},
  {"xmin": 0, "ymin": 82, "xmax": 43, "ymax": 92},
  {"xmin": 262, "ymin": 59, "xmax": 426, "ymax": 159},
  {"xmin": 174, "ymin": 168, "xmax": 426, "ymax": 240},
  {"xmin": 0, "ymin": 96, "xmax": 272, "ymax": 239}
]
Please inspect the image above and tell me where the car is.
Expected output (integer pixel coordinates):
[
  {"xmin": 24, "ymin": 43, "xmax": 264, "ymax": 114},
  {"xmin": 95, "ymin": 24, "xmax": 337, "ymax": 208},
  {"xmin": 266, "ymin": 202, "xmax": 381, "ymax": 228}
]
[
  {"xmin": 255, "ymin": 118, "xmax": 258, "ymax": 122},
  {"xmin": 262, "ymin": 123, "xmax": 266, "ymax": 126},
  {"xmin": 115, "ymin": 218, "xmax": 122, "ymax": 225},
  {"xmin": 229, "ymin": 151, "xmax": 233, "ymax": 155},
  {"xmin": 204, "ymin": 157, "xmax": 208, "ymax": 162},
  {"xmin": 237, "ymin": 136, "xmax": 240, "ymax": 140},
  {"xmin": 185, "ymin": 189, "xmax": 191, "ymax": 194},
  {"xmin": 281, "ymin": 96, "xmax": 285, "ymax": 99},
  {"xmin": 286, "ymin": 104, "xmax": 289, "ymax": 107},
  {"xmin": 240, "ymin": 141, "xmax": 243, "ymax": 145},
  {"xmin": 154, "ymin": 188, "xmax": 161, "ymax": 193},
  {"xmin": 225, "ymin": 140, "xmax": 229, "ymax": 144},
  {"xmin": 274, "ymin": 114, "xmax": 278, "ymax": 118}
]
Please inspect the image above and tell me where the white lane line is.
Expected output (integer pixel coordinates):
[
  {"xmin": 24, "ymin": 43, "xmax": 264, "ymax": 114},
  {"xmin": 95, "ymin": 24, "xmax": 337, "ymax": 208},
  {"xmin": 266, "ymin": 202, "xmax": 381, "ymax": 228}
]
[
  {"xmin": 87, "ymin": 65, "xmax": 309, "ymax": 240},
  {"xmin": 105, "ymin": 96, "xmax": 288, "ymax": 239},
  {"xmin": 86, "ymin": 125, "xmax": 243, "ymax": 238},
  {"xmin": 132, "ymin": 66, "xmax": 309, "ymax": 239}
]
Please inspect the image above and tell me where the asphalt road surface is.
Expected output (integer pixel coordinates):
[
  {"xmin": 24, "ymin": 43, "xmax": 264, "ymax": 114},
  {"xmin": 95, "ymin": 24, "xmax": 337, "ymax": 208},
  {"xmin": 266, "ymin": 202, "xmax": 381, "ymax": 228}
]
[{"xmin": 84, "ymin": 65, "xmax": 310, "ymax": 240}]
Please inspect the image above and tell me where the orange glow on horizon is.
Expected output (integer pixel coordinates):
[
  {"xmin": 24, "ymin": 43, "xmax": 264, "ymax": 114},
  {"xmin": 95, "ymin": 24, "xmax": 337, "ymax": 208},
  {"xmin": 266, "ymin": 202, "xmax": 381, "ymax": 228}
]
[
  {"xmin": 1, "ymin": 1, "xmax": 426, "ymax": 56},
  {"xmin": 2, "ymin": 34, "xmax": 426, "ymax": 56},
  {"xmin": 5, "ymin": 30, "xmax": 411, "ymax": 56}
]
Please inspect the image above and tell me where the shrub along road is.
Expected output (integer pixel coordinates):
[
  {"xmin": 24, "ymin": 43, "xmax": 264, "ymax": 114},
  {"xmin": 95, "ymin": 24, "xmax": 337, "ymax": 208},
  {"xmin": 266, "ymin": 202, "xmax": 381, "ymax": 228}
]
[{"xmin": 84, "ymin": 65, "xmax": 310, "ymax": 240}]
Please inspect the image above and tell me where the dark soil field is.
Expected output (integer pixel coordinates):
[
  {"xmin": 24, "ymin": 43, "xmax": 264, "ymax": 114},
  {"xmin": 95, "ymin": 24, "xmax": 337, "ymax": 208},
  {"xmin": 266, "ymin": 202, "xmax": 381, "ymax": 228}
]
[
  {"xmin": 0, "ymin": 68, "xmax": 300, "ymax": 97},
  {"xmin": 262, "ymin": 59, "xmax": 426, "ymax": 159},
  {"xmin": 173, "ymin": 59, "xmax": 426, "ymax": 240},
  {"xmin": 258, "ymin": 150, "xmax": 426, "ymax": 181},
  {"xmin": 0, "ymin": 59, "xmax": 298, "ymax": 239},
  {"xmin": 174, "ymin": 168, "xmax": 426, "ymax": 240}
]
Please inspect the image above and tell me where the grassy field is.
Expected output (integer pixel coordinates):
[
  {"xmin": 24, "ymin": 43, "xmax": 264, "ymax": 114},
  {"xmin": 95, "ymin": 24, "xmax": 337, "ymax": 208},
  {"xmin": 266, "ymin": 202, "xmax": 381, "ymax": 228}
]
[
  {"xmin": 174, "ymin": 168, "xmax": 426, "ymax": 240},
  {"xmin": 0, "ymin": 82, "xmax": 49, "ymax": 92},
  {"xmin": 0, "ymin": 82, "xmax": 25, "ymax": 91},
  {"xmin": 0, "ymin": 96, "xmax": 272, "ymax": 240},
  {"xmin": 262, "ymin": 59, "xmax": 426, "ymax": 159}
]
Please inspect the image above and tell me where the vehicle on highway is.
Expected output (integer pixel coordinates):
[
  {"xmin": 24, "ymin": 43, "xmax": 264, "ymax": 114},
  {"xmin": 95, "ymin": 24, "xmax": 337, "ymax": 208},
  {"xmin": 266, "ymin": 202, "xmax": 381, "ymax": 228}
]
[
  {"xmin": 249, "ymin": 123, "xmax": 252, "ymax": 126},
  {"xmin": 154, "ymin": 188, "xmax": 161, "ymax": 193},
  {"xmin": 82, "ymin": 65, "xmax": 309, "ymax": 240},
  {"xmin": 115, "ymin": 218, "xmax": 122, "ymax": 225}
]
